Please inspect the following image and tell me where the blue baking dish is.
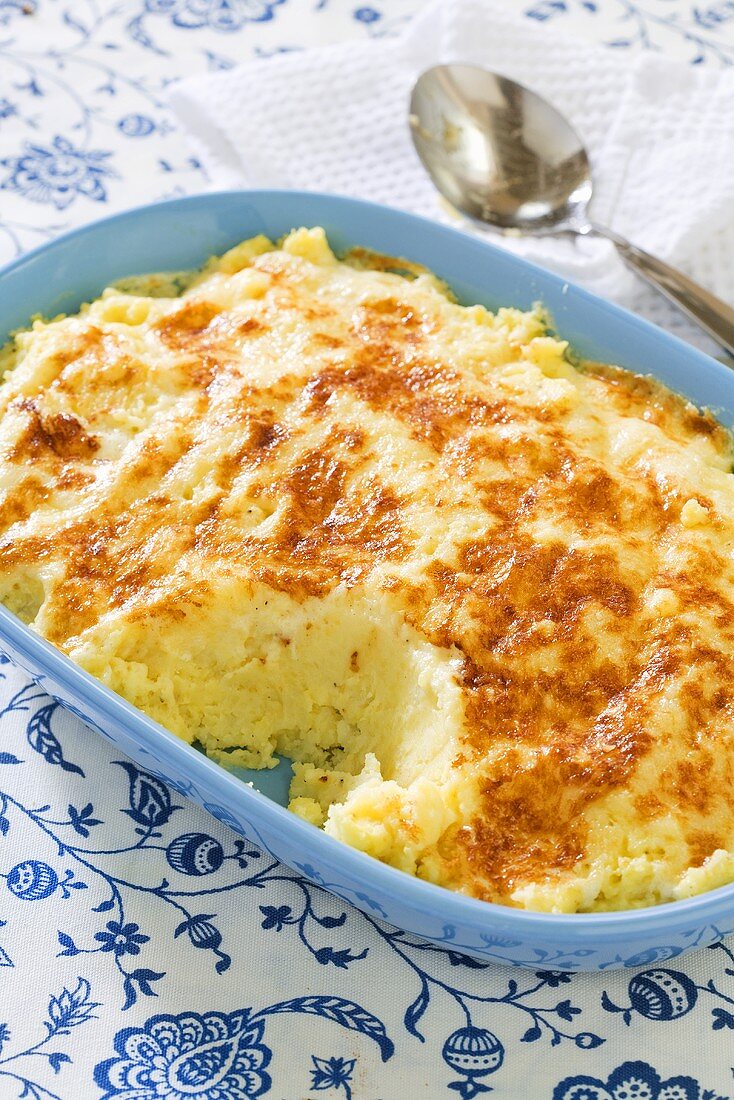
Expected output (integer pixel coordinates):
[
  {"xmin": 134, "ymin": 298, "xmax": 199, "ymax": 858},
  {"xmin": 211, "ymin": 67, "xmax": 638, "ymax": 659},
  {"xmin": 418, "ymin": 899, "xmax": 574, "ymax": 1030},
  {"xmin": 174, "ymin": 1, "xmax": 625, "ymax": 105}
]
[{"xmin": 1, "ymin": 190, "xmax": 734, "ymax": 972}]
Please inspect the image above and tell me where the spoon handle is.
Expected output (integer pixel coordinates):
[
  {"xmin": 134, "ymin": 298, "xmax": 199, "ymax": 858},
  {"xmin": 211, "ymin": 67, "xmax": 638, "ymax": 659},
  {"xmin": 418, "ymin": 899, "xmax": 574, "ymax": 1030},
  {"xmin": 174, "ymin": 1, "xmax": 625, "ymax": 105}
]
[{"xmin": 591, "ymin": 224, "xmax": 734, "ymax": 359}]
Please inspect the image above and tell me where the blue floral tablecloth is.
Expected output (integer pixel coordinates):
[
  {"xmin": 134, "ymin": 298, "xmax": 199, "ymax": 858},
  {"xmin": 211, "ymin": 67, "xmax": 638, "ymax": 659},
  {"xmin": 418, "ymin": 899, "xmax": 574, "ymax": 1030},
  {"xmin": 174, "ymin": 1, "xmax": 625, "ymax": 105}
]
[{"xmin": 1, "ymin": 3, "xmax": 734, "ymax": 1098}]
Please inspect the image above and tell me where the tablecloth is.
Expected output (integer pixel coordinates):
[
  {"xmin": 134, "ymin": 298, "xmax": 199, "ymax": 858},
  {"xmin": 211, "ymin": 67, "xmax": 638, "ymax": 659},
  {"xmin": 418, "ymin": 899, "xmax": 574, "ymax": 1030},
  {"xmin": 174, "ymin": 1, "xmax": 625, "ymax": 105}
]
[{"xmin": 1, "ymin": 3, "xmax": 734, "ymax": 1098}]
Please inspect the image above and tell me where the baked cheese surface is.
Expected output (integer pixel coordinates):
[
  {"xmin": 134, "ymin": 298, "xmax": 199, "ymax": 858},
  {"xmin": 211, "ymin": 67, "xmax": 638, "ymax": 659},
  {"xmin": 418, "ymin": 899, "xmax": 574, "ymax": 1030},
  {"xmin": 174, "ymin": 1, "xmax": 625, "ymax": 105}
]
[{"xmin": 2, "ymin": 227, "xmax": 734, "ymax": 913}]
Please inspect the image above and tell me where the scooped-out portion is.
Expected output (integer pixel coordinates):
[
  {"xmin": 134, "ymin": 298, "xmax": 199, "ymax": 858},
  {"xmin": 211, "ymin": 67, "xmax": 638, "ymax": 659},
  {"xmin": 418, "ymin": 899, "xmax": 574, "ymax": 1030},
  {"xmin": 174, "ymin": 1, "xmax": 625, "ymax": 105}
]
[{"xmin": 2, "ymin": 227, "xmax": 734, "ymax": 913}]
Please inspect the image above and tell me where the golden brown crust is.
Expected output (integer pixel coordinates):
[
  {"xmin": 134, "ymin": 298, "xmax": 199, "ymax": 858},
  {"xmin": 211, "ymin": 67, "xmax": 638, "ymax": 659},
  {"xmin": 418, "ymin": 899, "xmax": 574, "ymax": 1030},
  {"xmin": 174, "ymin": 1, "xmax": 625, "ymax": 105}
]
[{"xmin": 2, "ymin": 235, "xmax": 734, "ymax": 907}]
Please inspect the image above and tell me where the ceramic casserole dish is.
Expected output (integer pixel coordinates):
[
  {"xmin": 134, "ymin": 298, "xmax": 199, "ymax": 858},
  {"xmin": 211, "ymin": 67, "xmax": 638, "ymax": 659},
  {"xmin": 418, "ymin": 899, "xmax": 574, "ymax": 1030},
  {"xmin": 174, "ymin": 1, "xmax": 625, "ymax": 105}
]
[{"xmin": 1, "ymin": 190, "xmax": 733, "ymax": 970}]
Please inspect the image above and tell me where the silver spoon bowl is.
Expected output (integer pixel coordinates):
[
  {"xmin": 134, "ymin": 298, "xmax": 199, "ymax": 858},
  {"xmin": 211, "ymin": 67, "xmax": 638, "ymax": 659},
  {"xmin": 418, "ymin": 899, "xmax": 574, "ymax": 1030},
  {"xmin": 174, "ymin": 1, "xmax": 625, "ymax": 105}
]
[{"xmin": 410, "ymin": 64, "xmax": 734, "ymax": 357}]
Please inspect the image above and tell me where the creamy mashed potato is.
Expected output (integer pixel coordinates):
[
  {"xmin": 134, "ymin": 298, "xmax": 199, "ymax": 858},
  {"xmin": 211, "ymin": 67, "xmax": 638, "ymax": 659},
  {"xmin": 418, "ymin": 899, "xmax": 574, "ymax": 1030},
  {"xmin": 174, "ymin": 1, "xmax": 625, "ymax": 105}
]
[{"xmin": 1, "ymin": 227, "xmax": 734, "ymax": 913}]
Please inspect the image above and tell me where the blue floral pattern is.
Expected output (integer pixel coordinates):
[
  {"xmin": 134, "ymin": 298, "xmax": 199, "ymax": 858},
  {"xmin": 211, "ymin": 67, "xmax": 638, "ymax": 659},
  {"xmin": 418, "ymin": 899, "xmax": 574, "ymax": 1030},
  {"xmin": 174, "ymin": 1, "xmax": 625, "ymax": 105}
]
[
  {"xmin": 1, "ymin": 136, "xmax": 115, "ymax": 211},
  {"xmin": 94, "ymin": 998, "xmax": 392, "ymax": 1099},
  {"xmin": 524, "ymin": 0, "xmax": 734, "ymax": 64},
  {"xmin": 94, "ymin": 1009, "xmax": 274, "ymax": 1098},
  {"xmin": 0, "ymin": 0, "xmax": 420, "ymax": 261},
  {"xmin": 310, "ymin": 1054, "xmax": 356, "ymax": 1097},
  {"xmin": 0, "ymin": 2, "xmax": 733, "ymax": 1096},
  {"xmin": 552, "ymin": 1060, "xmax": 729, "ymax": 1100},
  {"xmin": 0, "ymin": 977, "xmax": 99, "ymax": 1099},
  {"xmin": 144, "ymin": 0, "xmax": 287, "ymax": 31},
  {"xmin": 93, "ymin": 1007, "xmax": 272, "ymax": 1095}
]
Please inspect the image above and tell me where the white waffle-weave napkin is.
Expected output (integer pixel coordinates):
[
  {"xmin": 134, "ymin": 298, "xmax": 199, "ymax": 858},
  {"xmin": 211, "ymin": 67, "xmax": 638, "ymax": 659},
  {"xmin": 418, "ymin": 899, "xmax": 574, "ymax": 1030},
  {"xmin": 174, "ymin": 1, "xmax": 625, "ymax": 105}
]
[{"xmin": 168, "ymin": 0, "xmax": 734, "ymax": 353}]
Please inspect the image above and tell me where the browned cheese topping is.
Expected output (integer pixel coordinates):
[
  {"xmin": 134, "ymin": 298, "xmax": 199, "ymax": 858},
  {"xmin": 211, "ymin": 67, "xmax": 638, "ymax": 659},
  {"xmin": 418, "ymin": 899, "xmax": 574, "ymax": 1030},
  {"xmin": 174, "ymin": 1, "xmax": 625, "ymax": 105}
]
[{"xmin": 0, "ymin": 227, "xmax": 733, "ymax": 912}]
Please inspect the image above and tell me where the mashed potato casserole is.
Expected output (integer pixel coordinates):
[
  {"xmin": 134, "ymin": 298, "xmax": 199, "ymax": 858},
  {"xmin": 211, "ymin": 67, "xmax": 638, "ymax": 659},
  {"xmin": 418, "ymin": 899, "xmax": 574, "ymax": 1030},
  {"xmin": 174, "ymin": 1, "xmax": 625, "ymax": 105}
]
[{"xmin": 1, "ymin": 227, "xmax": 733, "ymax": 913}]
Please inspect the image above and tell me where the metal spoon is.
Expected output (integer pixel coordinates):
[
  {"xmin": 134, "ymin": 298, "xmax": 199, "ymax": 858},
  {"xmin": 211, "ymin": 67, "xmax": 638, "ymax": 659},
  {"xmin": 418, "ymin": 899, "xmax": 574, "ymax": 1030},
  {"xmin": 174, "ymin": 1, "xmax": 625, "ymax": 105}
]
[{"xmin": 409, "ymin": 64, "xmax": 734, "ymax": 358}]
